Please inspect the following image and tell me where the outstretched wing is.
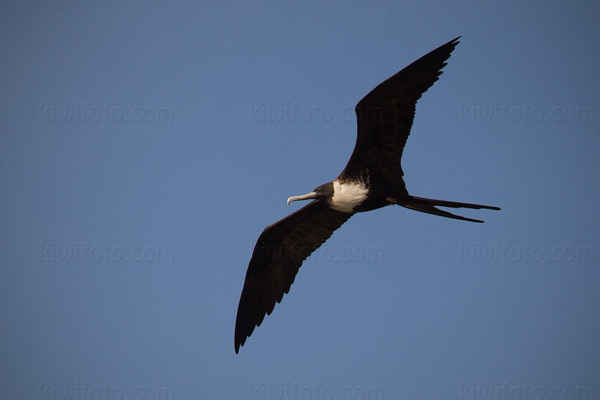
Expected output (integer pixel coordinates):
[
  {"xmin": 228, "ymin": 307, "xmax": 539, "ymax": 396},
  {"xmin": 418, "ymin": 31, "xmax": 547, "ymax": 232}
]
[
  {"xmin": 235, "ymin": 200, "xmax": 352, "ymax": 353},
  {"xmin": 338, "ymin": 37, "xmax": 460, "ymax": 186}
]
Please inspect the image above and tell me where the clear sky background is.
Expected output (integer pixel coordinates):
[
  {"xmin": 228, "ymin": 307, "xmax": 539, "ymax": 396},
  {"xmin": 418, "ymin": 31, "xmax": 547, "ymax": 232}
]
[{"xmin": 2, "ymin": 1, "xmax": 599, "ymax": 399}]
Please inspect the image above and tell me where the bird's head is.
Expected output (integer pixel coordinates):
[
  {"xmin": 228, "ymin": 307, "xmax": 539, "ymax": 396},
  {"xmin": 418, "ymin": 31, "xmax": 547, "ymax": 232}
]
[{"xmin": 287, "ymin": 182, "xmax": 334, "ymax": 205}]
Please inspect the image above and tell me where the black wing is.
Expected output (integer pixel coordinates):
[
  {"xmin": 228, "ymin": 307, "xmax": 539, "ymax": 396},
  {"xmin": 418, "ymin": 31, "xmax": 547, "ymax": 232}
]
[
  {"xmin": 235, "ymin": 200, "xmax": 352, "ymax": 353},
  {"xmin": 338, "ymin": 37, "xmax": 460, "ymax": 186}
]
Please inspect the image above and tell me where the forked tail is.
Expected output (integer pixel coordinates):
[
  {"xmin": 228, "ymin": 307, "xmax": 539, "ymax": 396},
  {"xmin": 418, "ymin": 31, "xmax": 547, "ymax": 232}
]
[{"xmin": 401, "ymin": 196, "xmax": 500, "ymax": 223}]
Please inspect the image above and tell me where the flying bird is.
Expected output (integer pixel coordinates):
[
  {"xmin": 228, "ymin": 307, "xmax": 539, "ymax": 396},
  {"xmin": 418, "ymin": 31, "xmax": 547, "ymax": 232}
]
[{"xmin": 234, "ymin": 37, "xmax": 499, "ymax": 353}]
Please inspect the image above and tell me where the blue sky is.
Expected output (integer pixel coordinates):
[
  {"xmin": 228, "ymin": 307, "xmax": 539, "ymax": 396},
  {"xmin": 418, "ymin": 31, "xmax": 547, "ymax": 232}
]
[{"xmin": 2, "ymin": 1, "xmax": 599, "ymax": 399}]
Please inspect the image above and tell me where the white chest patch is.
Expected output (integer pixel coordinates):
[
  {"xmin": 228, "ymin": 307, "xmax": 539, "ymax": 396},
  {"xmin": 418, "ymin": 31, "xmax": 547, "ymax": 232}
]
[{"xmin": 331, "ymin": 180, "xmax": 368, "ymax": 213}]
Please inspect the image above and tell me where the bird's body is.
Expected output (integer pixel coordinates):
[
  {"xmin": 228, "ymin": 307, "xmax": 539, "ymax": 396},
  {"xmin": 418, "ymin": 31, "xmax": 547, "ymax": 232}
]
[
  {"xmin": 329, "ymin": 180, "xmax": 369, "ymax": 212},
  {"xmin": 234, "ymin": 37, "xmax": 500, "ymax": 353}
]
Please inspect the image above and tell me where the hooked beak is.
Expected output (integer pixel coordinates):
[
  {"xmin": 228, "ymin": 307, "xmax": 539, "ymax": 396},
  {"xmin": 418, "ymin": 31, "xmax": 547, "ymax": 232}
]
[{"xmin": 287, "ymin": 191, "xmax": 317, "ymax": 205}]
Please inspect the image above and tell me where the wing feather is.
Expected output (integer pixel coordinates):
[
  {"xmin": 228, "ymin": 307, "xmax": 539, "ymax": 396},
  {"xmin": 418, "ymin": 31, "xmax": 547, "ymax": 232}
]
[
  {"xmin": 234, "ymin": 200, "xmax": 352, "ymax": 352},
  {"xmin": 339, "ymin": 37, "xmax": 460, "ymax": 186}
]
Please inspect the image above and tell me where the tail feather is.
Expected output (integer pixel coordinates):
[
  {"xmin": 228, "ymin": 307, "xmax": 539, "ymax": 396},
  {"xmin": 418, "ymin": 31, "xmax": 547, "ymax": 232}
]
[{"xmin": 401, "ymin": 196, "xmax": 500, "ymax": 223}]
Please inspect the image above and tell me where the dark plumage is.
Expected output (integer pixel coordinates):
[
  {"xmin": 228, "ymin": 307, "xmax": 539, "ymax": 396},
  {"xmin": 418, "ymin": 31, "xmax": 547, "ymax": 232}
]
[{"xmin": 235, "ymin": 37, "xmax": 500, "ymax": 353}]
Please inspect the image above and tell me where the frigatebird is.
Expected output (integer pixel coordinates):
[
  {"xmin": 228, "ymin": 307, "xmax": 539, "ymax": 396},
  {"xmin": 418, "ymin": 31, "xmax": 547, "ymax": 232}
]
[{"xmin": 234, "ymin": 37, "xmax": 499, "ymax": 353}]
